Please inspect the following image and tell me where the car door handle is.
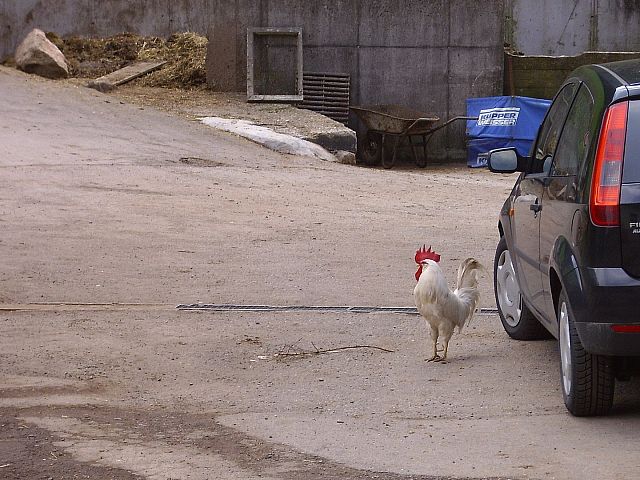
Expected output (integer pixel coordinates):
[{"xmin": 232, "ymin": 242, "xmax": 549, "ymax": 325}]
[{"xmin": 530, "ymin": 203, "xmax": 542, "ymax": 213}]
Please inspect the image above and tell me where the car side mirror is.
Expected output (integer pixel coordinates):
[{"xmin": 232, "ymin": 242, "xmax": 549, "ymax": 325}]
[{"xmin": 487, "ymin": 148, "xmax": 529, "ymax": 173}]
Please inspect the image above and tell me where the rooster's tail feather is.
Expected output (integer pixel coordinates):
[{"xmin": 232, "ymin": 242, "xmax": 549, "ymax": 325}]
[
  {"xmin": 456, "ymin": 258, "xmax": 483, "ymax": 291},
  {"xmin": 454, "ymin": 258, "xmax": 483, "ymax": 331}
]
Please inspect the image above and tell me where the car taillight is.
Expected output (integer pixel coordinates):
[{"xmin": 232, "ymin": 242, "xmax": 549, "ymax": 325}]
[
  {"xmin": 590, "ymin": 101, "xmax": 628, "ymax": 227},
  {"xmin": 611, "ymin": 324, "xmax": 640, "ymax": 333}
]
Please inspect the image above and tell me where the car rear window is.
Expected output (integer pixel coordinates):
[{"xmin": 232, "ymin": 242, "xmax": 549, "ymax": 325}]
[{"xmin": 623, "ymin": 100, "xmax": 640, "ymax": 183}]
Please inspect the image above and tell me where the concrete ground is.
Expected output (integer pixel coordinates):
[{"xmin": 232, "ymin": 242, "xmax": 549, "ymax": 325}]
[{"xmin": 2, "ymin": 66, "xmax": 640, "ymax": 480}]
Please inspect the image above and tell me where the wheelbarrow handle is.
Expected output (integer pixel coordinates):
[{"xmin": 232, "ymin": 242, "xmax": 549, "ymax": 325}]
[
  {"xmin": 401, "ymin": 115, "xmax": 478, "ymax": 136},
  {"xmin": 427, "ymin": 116, "xmax": 477, "ymax": 133},
  {"xmin": 418, "ymin": 116, "xmax": 480, "ymax": 153}
]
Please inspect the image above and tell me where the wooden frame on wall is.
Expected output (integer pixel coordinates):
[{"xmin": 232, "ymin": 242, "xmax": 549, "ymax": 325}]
[{"xmin": 246, "ymin": 27, "xmax": 303, "ymax": 103}]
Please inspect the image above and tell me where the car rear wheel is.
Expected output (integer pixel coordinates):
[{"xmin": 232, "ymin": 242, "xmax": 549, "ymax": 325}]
[
  {"xmin": 494, "ymin": 236, "xmax": 550, "ymax": 340},
  {"xmin": 558, "ymin": 290, "xmax": 614, "ymax": 416}
]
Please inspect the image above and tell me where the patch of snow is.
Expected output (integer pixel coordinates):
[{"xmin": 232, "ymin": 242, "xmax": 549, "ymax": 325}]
[{"xmin": 200, "ymin": 116, "xmax": 337, "ymax": 161}]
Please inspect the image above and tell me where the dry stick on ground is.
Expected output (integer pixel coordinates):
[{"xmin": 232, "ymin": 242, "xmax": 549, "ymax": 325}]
[{"xmin": 275, "ymin": 344, "xmax": 394, "ymax": 359}]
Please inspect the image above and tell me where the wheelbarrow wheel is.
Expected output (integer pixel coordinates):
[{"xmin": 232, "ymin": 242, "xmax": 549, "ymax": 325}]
[{"xmin": 360, "ymin": 131, "xmax": 382, "ymax": 166}]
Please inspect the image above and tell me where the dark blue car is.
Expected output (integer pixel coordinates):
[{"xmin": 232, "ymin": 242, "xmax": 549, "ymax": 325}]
[{"xmin": 488, "ymin": 59, "xmax": 640, "ymax": 416}]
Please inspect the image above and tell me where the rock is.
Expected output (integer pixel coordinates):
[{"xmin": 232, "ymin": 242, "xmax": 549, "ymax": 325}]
[
  {"xmin": 333, "ymin": 150, "xmax": 357, "ymax": 165},
  {"xmin": 15, "ymin": 28, "xmax": 69, "ymax": 79},
  {"xmin": 303, "ymin": 129, "xmax": 357, "ymax": 154},
  {"xmin": 86, "ymin": 80, "xmax": 114, "ymax": 93}
]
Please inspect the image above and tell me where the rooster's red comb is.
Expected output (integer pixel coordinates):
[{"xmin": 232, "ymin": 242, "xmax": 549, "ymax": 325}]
[{"xmin": 415, "ymin": 245, "xmax": 441, "ymax": 264}]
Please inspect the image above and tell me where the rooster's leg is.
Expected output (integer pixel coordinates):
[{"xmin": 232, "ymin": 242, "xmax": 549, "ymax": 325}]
[
  {"xmin": 434, "ymin": 336, "xmax": 452, "ymax": 363},
  {"xmin": 427, "ymin": 328, "xmax": 441, "ymax": 362},
  {"xmin": 440, "ymin": 340, "xmax": 450, "ymax": 361}
]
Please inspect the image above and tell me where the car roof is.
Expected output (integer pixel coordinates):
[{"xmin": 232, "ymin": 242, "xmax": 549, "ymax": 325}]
[
  {"xmin": 566, "ymin": 59, "xmax": 640, "ymax": 103},
  {"xmin": 594, "ymin": 58, "xmax": 640, "ymax": 86}
]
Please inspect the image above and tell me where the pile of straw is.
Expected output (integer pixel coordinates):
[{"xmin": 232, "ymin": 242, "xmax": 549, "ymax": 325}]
[
  {"xmin": 51, "ymin": 32, "xmax": 208, "ymax": 88},
  {"xmin": 137, "ymin": 32, "xmax": 208, "ymax": 88}
]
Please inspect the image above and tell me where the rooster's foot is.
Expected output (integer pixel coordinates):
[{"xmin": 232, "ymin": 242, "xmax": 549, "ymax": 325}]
[{"xmin": 427, "ymin": 355, "xmax": 449, "ymax": 363}]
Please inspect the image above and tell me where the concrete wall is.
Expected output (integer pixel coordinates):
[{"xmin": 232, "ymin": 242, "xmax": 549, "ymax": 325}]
[
  {"xmin": 208, "ymin": 0, "xmax": 506, "ymax": 161},
  {"xmin": 507, "ymin": 0, "xmax": 640, "ymax": 56},
  {"xmin": 1, "ymin": 0, "xmax": 505, "ymax": 162}
]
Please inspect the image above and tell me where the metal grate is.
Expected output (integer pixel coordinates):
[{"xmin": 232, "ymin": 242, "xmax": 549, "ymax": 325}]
[
  {"xmin": 176, "ymin": 304, "xmax": 498, "ymax": 316},
  {"xmin": 300, "ymin": 72, "xmax": 350, "ymax": 125}
]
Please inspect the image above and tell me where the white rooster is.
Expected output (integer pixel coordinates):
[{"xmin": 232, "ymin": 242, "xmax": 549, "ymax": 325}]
[{"xmin": 413, "ymin": 245, "xmax": 482, "ymax": 362}]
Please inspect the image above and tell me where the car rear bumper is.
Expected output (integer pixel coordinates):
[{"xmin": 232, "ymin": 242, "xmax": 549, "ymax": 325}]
[
  {"xmin": 576, "ymin": 323, "xmax": 640, "ymax": 356},
  {"xmin": 572, "ymin": 267, "xmax": 640, "ymax": 356}
]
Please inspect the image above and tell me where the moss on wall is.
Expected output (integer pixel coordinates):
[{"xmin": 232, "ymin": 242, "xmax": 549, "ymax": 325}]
[{"xmin": 505, "ymin": 51, "xmax": 640, "ymax": 99}]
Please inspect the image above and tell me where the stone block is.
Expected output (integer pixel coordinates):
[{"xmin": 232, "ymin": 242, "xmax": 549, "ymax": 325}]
[{"xmin": 15, "ymin": 28, "xmax": 69, "ymax": 79}]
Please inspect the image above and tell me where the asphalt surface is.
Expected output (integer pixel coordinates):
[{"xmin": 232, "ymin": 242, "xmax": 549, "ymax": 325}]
[{"xmin": 2, "ymin": 66, "xmax": 640, "ymax": 480}]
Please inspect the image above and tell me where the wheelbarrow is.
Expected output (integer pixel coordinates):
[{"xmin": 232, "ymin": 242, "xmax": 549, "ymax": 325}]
[{"xmin": 350, "ymin": 104, "xmax": 477, "ymax": 168}]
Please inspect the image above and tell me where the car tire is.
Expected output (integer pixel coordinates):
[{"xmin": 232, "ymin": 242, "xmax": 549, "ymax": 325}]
[
  {"xmin": 494, "ymin": 236, "xmax": 550, "ymax": 340},
  {"xmin": 558, "ymin": 289, "xmax": 615, "ymax": 416}
]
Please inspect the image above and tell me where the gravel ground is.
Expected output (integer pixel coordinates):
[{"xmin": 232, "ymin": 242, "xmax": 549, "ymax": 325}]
[{"xmin": 3, "ymin": 66, "xmax": 640, "ymax": 480}]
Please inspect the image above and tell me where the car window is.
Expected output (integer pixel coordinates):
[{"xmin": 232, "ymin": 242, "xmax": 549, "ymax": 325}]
[
  {"xmin": 550, "ymin": 85, "xmax": 594, "ymax": 177},
  {"xmin": 530, "ymin": 82, "xmax": 579, "ymax": 174}
]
